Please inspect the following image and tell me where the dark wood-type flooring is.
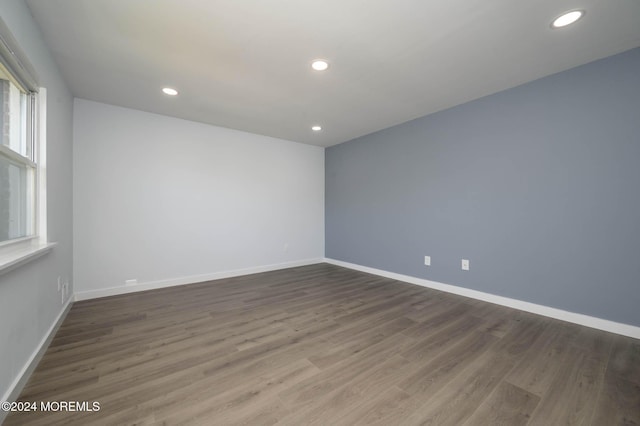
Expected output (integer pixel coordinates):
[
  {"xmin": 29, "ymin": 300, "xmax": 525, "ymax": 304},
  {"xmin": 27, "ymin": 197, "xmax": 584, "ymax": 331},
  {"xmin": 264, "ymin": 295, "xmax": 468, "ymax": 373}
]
[{"xmin": 5, "ymin": 263, "xmax": 640, "ymax": 425}]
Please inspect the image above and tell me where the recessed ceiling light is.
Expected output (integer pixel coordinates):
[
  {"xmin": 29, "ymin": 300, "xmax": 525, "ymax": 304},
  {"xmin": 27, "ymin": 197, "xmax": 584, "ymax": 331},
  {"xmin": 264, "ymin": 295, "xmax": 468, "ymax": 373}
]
[
  {"xmin": 311, "ymin": 125, "xmax": 322, "ymax": 131},
  {"xmin": 311, "ymin": 60, "xmax": 329, "ymax": 71},
  {"xmin": 162, "ymin": 87, "xmax": 178, "ymax": 96},
  {"xmin": 551, "ymin": 10, "xmax": 584, "ymax": 28}
]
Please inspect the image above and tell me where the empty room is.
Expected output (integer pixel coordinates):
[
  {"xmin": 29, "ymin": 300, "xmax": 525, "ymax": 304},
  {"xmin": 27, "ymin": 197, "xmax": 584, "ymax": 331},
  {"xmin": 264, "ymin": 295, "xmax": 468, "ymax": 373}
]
[{"xmin": 1, "ymin": 0, "xmax": 639, "ymax": 424}]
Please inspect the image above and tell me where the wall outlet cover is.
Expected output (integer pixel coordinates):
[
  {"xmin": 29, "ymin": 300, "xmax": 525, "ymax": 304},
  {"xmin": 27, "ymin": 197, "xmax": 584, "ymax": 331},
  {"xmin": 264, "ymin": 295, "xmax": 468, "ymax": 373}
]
[{"xmin": 462, "ymin": 259, "xmax": 470, "ymax": 271}]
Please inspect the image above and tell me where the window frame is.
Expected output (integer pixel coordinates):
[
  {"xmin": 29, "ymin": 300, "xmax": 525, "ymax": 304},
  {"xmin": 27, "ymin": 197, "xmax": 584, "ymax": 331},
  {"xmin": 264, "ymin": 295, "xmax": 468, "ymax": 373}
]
[{"xmin": 0, "ymin": 17, "xmax": 53, "ymax": 274}]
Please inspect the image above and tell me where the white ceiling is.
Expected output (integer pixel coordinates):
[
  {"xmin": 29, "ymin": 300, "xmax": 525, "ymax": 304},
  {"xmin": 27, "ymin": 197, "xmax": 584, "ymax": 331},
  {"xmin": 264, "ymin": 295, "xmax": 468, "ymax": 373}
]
[{"xmin": 26, "ymin": 0, "xmax": 640, "ymax": 147}]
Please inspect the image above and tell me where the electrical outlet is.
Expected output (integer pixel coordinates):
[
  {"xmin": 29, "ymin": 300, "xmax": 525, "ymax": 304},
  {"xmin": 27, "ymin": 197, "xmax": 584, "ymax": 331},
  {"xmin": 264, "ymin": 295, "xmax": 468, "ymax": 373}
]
[
  {"xmin": 283, "ymin": 243, "xmax": 289, "ymax": 252},
  {"xmin": 462, "ymin": 259, "xmax": 470, "ymax": 271},
  {"xmin": 57, "ymin": 276, "xmax": 62, "ymax": 291},
  {"xmin": 424, "ymin": 256, "xmax": 431, "ymax": 266},
  {"xmin": 125, "ymin": 279, "xmax": 138, "ymax": 286}
]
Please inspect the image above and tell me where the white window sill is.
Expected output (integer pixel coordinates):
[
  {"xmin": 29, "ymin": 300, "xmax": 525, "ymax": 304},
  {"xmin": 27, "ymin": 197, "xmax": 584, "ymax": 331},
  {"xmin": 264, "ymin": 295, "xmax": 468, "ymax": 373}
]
[{"xmin": 0, "ymin": 241, "xmax": 57, "ymax": 275}]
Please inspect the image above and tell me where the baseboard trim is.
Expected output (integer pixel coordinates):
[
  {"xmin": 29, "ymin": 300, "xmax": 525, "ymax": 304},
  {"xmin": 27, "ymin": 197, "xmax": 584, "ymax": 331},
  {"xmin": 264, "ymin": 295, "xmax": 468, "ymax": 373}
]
[
  {"xmin": 1, "ymin": 295, "xmax": 74, "ymax": 421},
  {"xmin": 324, "ymin": 258, "xmax": 640, "ymax": 339},
  {"xmin": 74, "ymin": 258, "xmax": 325, "ymax": 301}
]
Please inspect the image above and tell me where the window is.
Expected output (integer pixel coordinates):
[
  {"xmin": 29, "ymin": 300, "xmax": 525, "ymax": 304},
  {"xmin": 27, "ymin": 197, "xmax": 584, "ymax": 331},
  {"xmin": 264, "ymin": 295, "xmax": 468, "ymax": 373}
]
[
  {"xmin": 0, "ymin": 65, "xmax": 36, "ymax": 244},
  {"xmin": 0, "ymin": 17, "xmax": 50, "ymax": 273}
]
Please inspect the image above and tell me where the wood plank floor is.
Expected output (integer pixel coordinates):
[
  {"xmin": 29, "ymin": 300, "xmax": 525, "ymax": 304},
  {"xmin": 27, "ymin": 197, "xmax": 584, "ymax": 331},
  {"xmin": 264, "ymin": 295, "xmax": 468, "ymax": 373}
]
[{"xmin": 5, "ymin": 263, "xmax": 640, "ymax": 425}]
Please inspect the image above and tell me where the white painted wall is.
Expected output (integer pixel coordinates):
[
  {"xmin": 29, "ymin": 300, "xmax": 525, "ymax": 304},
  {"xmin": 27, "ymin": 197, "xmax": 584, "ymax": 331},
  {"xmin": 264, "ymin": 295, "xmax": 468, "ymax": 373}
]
[
  {"xmin": 0, "ymin": 1, "xmax": 73, "ymax": 405},
  {"xmin": 73, "ymin": 99, "xmax": 324, "ymax": 295}
]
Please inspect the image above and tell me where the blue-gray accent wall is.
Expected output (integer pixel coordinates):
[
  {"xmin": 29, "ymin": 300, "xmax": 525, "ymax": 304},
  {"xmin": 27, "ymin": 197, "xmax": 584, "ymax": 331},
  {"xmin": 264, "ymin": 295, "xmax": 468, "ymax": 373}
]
[{"xmin": 325, "ymin": 47, "xmax": 640, "ymax": 327}]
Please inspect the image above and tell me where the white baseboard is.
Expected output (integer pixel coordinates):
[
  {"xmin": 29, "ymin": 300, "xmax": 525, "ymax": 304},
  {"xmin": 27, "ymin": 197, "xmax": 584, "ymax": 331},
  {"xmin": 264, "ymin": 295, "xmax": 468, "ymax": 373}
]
[
  {"xmin": 1, "ymin": 295, "xmax": 74, "ymax": 421},
  {"xmin": 324, "ymin": 258, "xmax": 640, "ymax": 339},
  {"xmin": 74, "ymin": 258, "xmax": 325, "ymax": 301}
]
